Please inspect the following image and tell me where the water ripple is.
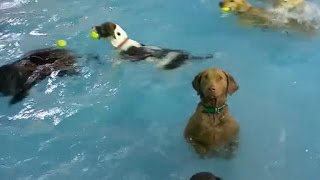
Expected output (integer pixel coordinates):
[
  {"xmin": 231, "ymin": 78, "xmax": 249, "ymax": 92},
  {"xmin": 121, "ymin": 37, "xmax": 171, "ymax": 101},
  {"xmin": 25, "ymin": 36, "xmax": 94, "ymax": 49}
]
[
  {"xmin": 38, "ymin": 137, "xmax": 58, "ymax": 152},
  {"xmin": 37, "ymin": 152, "xmax": 86, "ymax": 180},
  {"xmin": 7, "ymin": 105, "xmax": 78, "ymax": 126}
]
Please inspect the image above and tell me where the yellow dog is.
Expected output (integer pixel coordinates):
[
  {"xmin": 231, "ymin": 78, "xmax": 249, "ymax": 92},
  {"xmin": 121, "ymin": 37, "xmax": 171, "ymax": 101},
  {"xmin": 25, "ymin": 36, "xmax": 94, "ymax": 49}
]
[{"xmin": 219, "ymin": 0, "xmax": 317, "ymax": 35}]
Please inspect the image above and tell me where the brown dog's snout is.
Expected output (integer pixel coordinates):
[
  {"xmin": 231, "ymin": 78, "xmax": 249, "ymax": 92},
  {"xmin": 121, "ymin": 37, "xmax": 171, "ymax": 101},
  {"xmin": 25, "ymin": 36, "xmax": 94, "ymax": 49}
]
[
  {"xmin": 208, "ymin": 87, "xmax": 215, "ymax": 92},
  {"xmin": 219, "ymin": 2, "xmax": 223, "ymax": 7}
]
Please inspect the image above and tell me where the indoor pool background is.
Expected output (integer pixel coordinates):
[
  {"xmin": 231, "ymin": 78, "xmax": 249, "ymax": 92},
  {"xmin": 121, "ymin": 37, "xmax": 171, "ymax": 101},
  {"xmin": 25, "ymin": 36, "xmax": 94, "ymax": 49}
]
[{"xmin": 1, "ymin": 0, "xmax": 320, "ymax": 179}]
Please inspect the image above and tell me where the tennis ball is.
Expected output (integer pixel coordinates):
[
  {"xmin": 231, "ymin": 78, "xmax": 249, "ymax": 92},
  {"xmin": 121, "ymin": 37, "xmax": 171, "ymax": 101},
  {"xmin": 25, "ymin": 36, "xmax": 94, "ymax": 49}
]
[
  {"xmin": 56, "ymin": 39, "xmax": 67, "ymax": 47},
  {"xmin": 221, "ymin": 7, "xmax": 231, "ymax": 12},
  {"xmin": 91, "ymin": 31, "xmax": 99, "ymax": 39}
]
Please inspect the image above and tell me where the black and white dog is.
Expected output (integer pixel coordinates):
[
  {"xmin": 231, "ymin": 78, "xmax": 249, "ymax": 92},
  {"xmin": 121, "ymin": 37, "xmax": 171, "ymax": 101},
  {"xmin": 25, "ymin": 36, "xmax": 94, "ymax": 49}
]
[
  {"xmin": 0, "ymin": 48, "xmax": 79, "ymax": 105},
  {"xmin": 92, "ymin": 22, "xmax": 214, "ymax": 70}
]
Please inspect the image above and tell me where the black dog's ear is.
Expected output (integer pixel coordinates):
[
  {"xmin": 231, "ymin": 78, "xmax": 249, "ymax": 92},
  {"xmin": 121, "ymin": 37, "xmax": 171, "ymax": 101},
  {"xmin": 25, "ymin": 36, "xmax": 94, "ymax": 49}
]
[
  {"xmin": 192, "ymin": 72, "xmax": 203, "ymax": 97},
  {"xmin": 224, "ymin": 71, "xmax": 239, "ymax": 96},
  {"xmin": 98, "ymin": 22, "xmax": 117, "ymax": 38}
]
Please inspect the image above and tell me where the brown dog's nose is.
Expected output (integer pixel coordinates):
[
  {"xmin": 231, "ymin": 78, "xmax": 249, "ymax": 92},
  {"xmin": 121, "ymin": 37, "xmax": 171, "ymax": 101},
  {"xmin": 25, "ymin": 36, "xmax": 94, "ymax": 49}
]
[
  {"xmin": 219, "ymin": 2, "xmax": 223, "ymax": 7},
  {"xmin": 208, "ymin": 87, "xmax": 215, "ymax": 92}
]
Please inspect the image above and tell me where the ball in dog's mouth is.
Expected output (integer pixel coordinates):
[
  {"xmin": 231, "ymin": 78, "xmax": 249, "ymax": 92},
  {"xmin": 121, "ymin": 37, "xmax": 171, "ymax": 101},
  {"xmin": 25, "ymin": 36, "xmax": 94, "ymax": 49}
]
[
  {"xmin": 221, "ymin": 7, "xmax": 231, "ymax": 12},
  {"xmin": 92, "ymin": 26, "xmax": 102, "ymax": 37},
  {"xmin": 91, "ymin": 26, "xmax": 111, "ymax": 39},
  {"xmin": 219, "ymin": 2, "xmax": 231, "ymax": 12},
  {"xmin": 91, "ymin": 31, "xmax": 100, "ymax": 39}
]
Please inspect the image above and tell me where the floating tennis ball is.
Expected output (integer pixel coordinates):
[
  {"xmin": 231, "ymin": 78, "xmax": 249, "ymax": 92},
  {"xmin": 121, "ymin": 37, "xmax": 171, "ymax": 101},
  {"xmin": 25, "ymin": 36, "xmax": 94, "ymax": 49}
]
[
  {"xmin": 221, "ymin": 7, "xmax": 231, "ymax": 13},
  {"xmin": 91, "ymin": 31, "xmax": 99, "ymax": 39},
  {"xmin": 56, "ymin": 39, "xmax": 67, "ymax": 47}
]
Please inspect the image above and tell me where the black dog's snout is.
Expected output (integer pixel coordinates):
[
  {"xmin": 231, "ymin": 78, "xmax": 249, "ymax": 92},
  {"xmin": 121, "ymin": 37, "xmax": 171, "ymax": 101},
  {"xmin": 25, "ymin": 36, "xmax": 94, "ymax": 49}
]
[
  {"xmin": 94, "ymin": 26, "xmax": 102, "ymax": 35},
  {"xmin": 219, "ymin": 2, "xmax": 223, "ymax": 7}
]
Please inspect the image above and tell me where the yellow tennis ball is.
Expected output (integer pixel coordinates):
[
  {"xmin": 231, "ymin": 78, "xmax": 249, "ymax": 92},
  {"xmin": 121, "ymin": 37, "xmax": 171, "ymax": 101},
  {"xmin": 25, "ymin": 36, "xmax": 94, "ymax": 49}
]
[
  {"xmin": 91, "ymin": 31, "xmax": 99, "ymax": 39},
  {"xmin": 56, "ymin": 39, "xmax": 67, "ymax": 47},
  {"xmin": 221, "ymin": 7, "xmax": 231, "ymax": 13}
]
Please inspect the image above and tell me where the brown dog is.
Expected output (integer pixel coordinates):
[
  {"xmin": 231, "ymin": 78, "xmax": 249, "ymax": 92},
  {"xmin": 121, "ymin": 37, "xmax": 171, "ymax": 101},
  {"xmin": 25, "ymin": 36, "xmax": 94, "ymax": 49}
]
[
  {"xmin": 184, "ymin": 68, "xmax": 239, "ymax": 158},
  {"xmin": 219, "ymin": 0, "xmax": 287, "ymax": 27}
]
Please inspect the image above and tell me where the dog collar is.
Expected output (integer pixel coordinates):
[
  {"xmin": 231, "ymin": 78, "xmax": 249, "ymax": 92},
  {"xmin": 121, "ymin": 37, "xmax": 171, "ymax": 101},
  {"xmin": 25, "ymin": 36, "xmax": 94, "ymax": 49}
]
[
  {"xmin": 202, "ymin": 104, "xmax": 227, "ymax": 114},
  {"xmin": 116, "ymin": 37, "xmax": 129, "ymax": 49}
]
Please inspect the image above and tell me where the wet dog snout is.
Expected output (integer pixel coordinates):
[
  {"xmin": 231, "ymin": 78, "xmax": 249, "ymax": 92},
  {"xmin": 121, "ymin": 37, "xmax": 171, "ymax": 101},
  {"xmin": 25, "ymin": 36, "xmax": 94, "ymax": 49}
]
[
  {"xmin": 219, "ymin": 2, "xmax": 223, "ymax": 7},
  {"xmin": 208, "ymin": 87, "xmax": 215, "ymax": 92}
]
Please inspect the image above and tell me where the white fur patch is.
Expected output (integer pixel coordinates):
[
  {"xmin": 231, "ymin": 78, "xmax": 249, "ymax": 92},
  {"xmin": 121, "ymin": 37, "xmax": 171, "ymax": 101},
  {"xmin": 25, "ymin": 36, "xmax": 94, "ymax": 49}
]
[
  {"xmin": 109, "ymin": 24, "xmax": 142, "ymax": 51},
  {"xmin": 155, "ymin": 52, "xmax": 180, "ymax": 68}
]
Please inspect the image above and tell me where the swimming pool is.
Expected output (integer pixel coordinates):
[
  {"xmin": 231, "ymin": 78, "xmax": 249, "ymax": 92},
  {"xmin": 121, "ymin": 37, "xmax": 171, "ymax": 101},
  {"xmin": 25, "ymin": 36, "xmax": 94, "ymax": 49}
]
[{"xmin": 1, "ymin": 0, "xmax": 320, "ymax": 179}]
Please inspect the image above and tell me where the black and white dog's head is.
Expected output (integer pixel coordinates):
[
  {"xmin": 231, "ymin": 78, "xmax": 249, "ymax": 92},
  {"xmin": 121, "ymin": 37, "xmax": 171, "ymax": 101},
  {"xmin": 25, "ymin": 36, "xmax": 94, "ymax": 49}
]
[
  {"xmin": 92, "ymin": 22, "xmax": 118, "ymax": 38},
  {"xmin": 92, "ymin": 22, "xmax": 138, "ymax": 51}
]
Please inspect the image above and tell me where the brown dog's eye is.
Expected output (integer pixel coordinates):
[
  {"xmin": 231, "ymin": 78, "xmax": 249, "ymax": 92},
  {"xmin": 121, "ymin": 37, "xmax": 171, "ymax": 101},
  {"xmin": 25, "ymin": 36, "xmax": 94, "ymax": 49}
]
[
  {"xmin": 117, "ymin": 32, "xmax": 121, "ymax": 36},
  {"xmin": 204, "ymin": 74, "xmax": 208, "ymax": 79},
  {"xmin": 217, "ymin": 76, "xmax": 223, "ymax": 81}
]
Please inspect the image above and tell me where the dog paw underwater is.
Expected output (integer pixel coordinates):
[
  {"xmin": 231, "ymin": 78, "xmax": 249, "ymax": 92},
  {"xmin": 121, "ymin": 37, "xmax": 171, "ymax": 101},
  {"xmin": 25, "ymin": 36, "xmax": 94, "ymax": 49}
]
[
  {"xmin": 91, "ymin": 21, "xmax": 215, "ymax": 70},
  {"xmin": 0, "ymin": 48, "xmax": 80, "ymax": 105}
]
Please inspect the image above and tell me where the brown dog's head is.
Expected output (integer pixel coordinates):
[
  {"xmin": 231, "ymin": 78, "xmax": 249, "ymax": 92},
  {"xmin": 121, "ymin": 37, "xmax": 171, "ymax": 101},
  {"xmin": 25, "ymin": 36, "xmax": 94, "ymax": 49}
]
[
  {"xmin": 219, "ymin": 0, "xmax": 252, "ymax": 12},
  {"xmin": 272, "ymin": 0, "xmax": 304, "ymax": 10},
  {"xmin": 192, "ymin": 68, "xmax": 239, "ymax": 100}
]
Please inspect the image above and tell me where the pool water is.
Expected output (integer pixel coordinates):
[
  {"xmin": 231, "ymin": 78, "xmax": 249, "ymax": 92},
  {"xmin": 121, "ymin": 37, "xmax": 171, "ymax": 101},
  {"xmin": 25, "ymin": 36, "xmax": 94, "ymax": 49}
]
[{"xmin": 1, "ymin": 0, "xmax": 320, "ymax": 179}]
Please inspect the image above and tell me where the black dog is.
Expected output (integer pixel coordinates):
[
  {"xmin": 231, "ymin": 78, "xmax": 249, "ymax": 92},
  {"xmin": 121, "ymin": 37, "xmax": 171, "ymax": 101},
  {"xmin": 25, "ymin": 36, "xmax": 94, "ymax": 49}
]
[
  {"xmin": 190, "ymin": 172, "xmax": 222, "ymax": 180},
  {"xmin": 0, "ymin": 48, "xmax": 79, "ymax": 105}
]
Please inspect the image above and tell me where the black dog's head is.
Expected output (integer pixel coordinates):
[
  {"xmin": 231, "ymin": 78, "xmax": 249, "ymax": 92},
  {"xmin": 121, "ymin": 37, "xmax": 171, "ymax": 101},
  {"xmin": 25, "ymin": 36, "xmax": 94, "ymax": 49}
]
[
  {"xmin": 190, "ymin": 172, "xmax": 222, "ymax": 180},
  {"xmin": 0, "ymin": 48, "xmax": 78, "ymax": 105},
  {"xmin": 0, "ymin": 64, "xmax": 33, "ymax": 104}
]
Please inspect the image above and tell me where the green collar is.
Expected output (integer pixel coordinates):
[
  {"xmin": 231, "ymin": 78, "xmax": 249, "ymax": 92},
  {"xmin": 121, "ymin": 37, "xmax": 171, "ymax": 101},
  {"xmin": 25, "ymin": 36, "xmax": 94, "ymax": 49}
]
[{"xmin": 202, "ymin": 104, "xmax": 227, "ymax": 114}]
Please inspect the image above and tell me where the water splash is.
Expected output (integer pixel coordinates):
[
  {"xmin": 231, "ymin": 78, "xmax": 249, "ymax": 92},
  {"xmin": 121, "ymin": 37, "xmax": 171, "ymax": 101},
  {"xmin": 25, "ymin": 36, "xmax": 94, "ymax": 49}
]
[
  {"xmin": 270, "ymin": 2, "xmax": 320, "ymax": 29},
  {"xmin": 0, "ymin": 0, "xmax": 31, "ymax": 10}
]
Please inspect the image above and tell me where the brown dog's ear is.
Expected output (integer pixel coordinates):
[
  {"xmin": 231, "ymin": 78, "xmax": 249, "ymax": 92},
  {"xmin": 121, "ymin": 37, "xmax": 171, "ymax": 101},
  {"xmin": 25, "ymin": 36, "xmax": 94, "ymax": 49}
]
[
  {"xmin": 192, "ymin": 72, "xmax": 203, "ymax": 96},
  {"xmin": 225, "ymin": 72, "xmax": 239, "ymax": 95}
]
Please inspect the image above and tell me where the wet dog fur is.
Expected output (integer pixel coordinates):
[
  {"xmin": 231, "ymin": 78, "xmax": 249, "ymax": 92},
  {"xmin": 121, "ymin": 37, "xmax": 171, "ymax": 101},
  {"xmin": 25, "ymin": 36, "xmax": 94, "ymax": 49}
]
[
  {"xmin": 0, "ymin": 48, "xmax": 79, "ymax": 105},
  {"xmin": 184, "ymin": 68, "xmax": 240, "ymax": 158}
]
